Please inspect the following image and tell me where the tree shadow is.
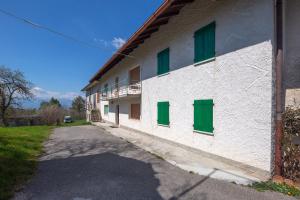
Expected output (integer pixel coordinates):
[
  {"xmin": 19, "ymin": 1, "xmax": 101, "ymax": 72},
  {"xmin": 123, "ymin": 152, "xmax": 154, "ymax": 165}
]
[{"xmin": 16, "ymin": 153, "xmax": 163, "ymax": 200}]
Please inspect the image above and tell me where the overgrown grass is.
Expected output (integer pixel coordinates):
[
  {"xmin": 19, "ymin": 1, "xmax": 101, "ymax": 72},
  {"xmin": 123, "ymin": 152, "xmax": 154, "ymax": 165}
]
[
  {"xmin": 60, "ymin": 119, "xmax": 91, "ymax": 127},
  {"xmin": 0, "ymin": 126, "xmax": 53, "ymax": 200},
  {"xmin": 250, "ymin": 181, "xmax": 300, "ymax": 197}
]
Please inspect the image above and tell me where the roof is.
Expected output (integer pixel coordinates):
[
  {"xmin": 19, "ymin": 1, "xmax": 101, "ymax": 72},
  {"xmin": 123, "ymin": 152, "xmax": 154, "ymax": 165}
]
[{"xmin": 84, "ymin": 0, "xmax": 194, "ymax": 90}]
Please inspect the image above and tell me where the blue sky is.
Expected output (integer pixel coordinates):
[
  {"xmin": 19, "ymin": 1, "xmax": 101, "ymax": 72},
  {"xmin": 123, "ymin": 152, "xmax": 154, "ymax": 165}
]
[{"xmin": 0, "ymin": 0, "xmax": 163, "ymax": 106}]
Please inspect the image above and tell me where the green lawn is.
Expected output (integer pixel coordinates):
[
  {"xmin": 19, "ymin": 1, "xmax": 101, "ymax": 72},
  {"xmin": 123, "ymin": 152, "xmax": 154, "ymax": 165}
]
[
  {"xmin": 60, "ymin": 119, "xmax": 91, "ymax": 127},
  {"xmin": 0, "ymin": 120, "xmax": 90, "ymax": 200},
  {"xmin": 0, "ymin": 126, "xmax": 52, "ymax": 200}
]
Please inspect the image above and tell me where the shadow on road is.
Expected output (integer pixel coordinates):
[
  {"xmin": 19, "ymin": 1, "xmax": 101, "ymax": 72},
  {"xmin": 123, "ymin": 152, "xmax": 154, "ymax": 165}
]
[{"xmin": 20, "ymin": 153, "xmax": 163, "ymax": 200}]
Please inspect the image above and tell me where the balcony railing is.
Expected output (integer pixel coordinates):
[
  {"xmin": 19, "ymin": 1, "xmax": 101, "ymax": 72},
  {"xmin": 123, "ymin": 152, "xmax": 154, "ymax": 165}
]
[{"xmin": 101, "ymin": 81, "xmax": 141, "ymax": 100}]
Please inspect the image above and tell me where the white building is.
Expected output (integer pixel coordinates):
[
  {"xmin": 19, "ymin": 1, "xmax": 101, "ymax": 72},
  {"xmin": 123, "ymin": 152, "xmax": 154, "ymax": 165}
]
[{"xmin": 82, "ymin": 0, "xmax": 300, "ymax": 178}]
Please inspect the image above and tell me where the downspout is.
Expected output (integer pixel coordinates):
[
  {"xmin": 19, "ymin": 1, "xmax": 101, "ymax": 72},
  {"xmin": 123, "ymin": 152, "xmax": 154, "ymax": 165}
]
[{"xmin": 274, "ymin": 0, "xmax": 283, "ymax": 176}]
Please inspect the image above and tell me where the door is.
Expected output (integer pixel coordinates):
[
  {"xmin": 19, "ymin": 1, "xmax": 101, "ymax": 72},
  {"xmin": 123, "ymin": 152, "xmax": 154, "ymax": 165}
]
[{"xmin": 115, "ymin": 105, "xmax": 119, "ymax": 125}]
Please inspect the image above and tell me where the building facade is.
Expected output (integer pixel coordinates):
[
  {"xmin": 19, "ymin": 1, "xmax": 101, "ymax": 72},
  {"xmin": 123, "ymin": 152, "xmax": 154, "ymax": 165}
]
[{"xmin": 83, "ymin": 0, "xmax": 300, "ymax": 176}]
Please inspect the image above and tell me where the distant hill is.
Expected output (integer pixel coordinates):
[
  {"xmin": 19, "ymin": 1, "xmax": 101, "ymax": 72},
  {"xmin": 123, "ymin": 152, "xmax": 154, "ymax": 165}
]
[
  {"xmin": 23, "ymin": 87, "xmax": 85, "ymax": 109},
  {"xmin": 22, "ymin": 98, "xmax": 73, "ymax": 109}
]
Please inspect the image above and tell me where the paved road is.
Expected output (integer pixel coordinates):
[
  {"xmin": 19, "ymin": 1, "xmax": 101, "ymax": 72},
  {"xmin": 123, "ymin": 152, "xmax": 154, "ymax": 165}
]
[{"xmin": 14, "ymin": 125, "xmax": 295, "ymax": 200}]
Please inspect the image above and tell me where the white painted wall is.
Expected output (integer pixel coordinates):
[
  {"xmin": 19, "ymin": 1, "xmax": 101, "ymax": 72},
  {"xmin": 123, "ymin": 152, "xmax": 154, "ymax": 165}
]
[{"xmin": 88, "ymin": 0, "xmax": 275, "ymax": 172}]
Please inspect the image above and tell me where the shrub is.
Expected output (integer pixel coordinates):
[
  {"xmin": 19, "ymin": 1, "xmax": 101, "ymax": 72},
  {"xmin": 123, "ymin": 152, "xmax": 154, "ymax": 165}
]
[
  {"xmin": 282, "ymin": 107, "xmax": 300, "ymax": 181},
  {"xmin": 39, "ymin": 105, "xmax": 65, "ymax": 125},
  {"xmin": 90, "ymin": 109, "xmax": 101, "ymax": 122}
]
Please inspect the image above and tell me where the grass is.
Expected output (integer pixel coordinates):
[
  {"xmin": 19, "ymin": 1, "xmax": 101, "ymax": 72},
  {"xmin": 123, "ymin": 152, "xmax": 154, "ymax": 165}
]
[
  {"xmin": 0, "ymin": 119, "xmax": 90, "ymax": 200},
  {"xmin": 60, "ymin": 119, "xmax": 91, "ymax": 127},
  {"xmin": 250, "ymin": 181, "xmax": 300, "ymax": 197},
  {"xmin": 0, "ymin": 126, "xmax": 52, "ymax": 200}
]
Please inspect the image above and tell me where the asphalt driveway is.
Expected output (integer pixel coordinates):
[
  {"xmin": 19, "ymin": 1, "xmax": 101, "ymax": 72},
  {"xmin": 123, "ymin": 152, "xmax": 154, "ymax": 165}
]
[{"xmin": 14, "ymin": 125, "xmax": 295, "ymax": 200}]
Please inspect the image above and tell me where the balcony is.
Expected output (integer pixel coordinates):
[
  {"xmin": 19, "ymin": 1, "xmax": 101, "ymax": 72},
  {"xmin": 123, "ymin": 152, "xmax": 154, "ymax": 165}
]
[{"xmin": 101, "ymin": 81, "xmax": 141, "ymax": 100}]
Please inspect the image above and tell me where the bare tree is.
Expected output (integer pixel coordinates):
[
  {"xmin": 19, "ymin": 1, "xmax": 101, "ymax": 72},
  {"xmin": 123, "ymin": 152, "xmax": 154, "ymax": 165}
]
[
  {"xmin": 0, "ymin": 66, "xmax": 33, "ymax": 126},
  {"xmin": 39, "ymin": 105, "xmax": 65, "ymax": 125}
]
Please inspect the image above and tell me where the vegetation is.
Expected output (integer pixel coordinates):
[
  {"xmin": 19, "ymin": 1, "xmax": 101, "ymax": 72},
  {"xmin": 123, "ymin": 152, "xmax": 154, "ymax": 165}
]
[
  {"xmin": 38, "ymin": 98, "xmax": 65, "ymax": 125},
  {"xmin": 251, "ymin": 181, "xmax": 300, "ymax": 197},
  {"xmin": 60, "ymin": 119, "xmax": 90, "ymax": 127},
  {"xmin": 0, "ymin": 120, "xmax": 91, "ymax": 200},
  {"xmin": 0, "ymin": 126, "xmax": 52, "ymax": 200},
  {"xmin": 39, "ymin": 105, "xmax": 64, "ymax": 126},
  {"xmin": 70, "ymin": 96, "xmax": 86, "ymax": 120},
  {"xmin": 39, "ymin": 97, "xmax": 62, "ymax": 109},
  {"xmin": 0, "ymin": 66, "xmax": 33, "ymax": 126},
  {"xmin": 282, "ymin": 107, "xmax": 300, "ymax": 181}
]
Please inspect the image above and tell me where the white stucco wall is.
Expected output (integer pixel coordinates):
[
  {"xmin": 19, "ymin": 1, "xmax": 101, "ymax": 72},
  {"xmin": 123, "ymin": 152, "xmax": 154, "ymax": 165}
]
[{"xmin": 89, "ymin": 0, "xmax": 275, "ymax": 172}]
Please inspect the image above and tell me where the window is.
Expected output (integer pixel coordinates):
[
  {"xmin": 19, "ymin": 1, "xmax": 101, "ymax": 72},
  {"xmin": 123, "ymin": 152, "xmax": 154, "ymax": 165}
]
[
  {"xmin": 194, "ymin": 22, "xmax": 215, "ymax": 63},
  {"xmin": 103, "ymin": 84, "xmax": 108, "ymax": 97},
  {"xmin": 130, "ymin": 104, "xmax": 140, "ymax": 120},
  {"xmin": 194, "ymin": 99, "xmax": 214, "ymax": 134},
  {"xmin": 157, "ymin": 48, "xmax": 170, "ymax": 75},
  {"xmin": 104, "ymin": 105, "xmax": 109, "ymax": 115},
  {"xmin": 157, "ymin": 101, "xmax": 170, "ymax": 126}
]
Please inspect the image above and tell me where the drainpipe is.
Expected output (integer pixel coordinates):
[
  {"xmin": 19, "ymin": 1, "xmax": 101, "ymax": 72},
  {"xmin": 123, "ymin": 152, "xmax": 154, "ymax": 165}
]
[{"xmin": 274, "ymin": 0, "xmax": 283, "ymax": 176}]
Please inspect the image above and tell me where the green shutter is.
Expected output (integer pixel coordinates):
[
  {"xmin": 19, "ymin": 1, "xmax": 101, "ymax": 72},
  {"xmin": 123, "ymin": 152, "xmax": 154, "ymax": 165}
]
[
  {"xmin": 194, "ymin": 99, "xmax": 213, "ymax": 133},
  {"xmin": 194, "ymin": 22, "xmax": 215, "ymax": 63},
  {"xmin": 104, "ymin": 105, "xmax": 109, "ymax": 114},
  {"xmin": 157, "ymin": 48, "xmax": 169, "ymax": 75},
  {"xmin": 157, "ymin": 101, "xmax": 169, "ymax": 125}
]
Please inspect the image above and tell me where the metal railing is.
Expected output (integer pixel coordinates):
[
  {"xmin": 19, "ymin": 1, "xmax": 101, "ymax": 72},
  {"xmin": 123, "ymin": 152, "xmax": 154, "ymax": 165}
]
[{"xmin": 101, "ymin": 80, "xmax": 141, "ymax": 100}]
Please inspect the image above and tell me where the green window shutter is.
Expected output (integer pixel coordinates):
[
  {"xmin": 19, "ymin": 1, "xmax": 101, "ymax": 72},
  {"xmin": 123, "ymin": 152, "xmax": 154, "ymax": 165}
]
[
  {"xmin": 104, "ymin": 105, "xmax": 109, "ymax": 114},
  {"xmin": 157, "ymin": 48, "xmax": 170, "ymax": 75},
  {"xmin": 194, "ymin": 99, "xmax": 213, "ymax": 133},
  {"xmin": 194, "ymin": 22, "xmax": 215, "ymax": 63},
  {"xmin": 157, "ymin": 101, "xmax": 170, "ymax": 125}
]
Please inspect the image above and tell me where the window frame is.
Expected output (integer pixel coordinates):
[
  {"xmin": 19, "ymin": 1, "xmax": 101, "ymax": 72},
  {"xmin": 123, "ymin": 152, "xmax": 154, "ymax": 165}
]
[
  {"xmin": 104, "ymin": 105, "xmax": 109, "ymax": 115},
  {"xmin": 157, "ymin": 48, "xmax": 170, "ymax": 76},
  {"xmin": 193, "ymin": 99, "xmax": 214, "ymax": 135},
  {"xmin": 157, "ymin": 101, "xmax": 170, "ymax": 126},
  {"xmin": 194, "ymin": 22, "xmax": 216, "ymax": 64}
]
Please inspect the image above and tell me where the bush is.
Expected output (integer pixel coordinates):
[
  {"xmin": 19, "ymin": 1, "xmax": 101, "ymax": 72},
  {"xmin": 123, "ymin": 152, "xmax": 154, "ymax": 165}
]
[
  {"xmin": 282, "ymin": 107, "xmax": 300, "ymax": 181},
  {"xmin": 39, "ymin": 105, "xmax": 65, "ymax": 125},
  {"xmin": 90, "ymin": 109, "xmax": 101, "ymax": 122},
  {"xmin": 70, "ymin": 109, "xmax": 86, "ymax": 120}
]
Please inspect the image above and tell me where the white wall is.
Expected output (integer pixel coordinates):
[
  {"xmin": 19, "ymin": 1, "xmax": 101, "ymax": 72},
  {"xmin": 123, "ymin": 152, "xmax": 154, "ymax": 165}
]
[{"xmin": 90, "ymin": 0, "xmax": 275, "ymax": 171}]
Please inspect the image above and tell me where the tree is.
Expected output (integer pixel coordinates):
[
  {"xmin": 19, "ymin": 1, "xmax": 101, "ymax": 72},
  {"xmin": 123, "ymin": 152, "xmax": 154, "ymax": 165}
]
[
  {"xmin": 71, "ymin": 96, "xmax": 85, "ymax": 113},
  {"xmin": 71, "ymin": 96, "xmax": 86, "ymax": 120},
  {"xmin": 39, "ymin": 97, "xmax": 61, "ymax": 109},
  {"xmin": 49, "ymin": 97, "xmax": 61, "ymax": 107},
  {"xmin": 0, "ymin": 66, "xmax": 33, "ymax": 126}
]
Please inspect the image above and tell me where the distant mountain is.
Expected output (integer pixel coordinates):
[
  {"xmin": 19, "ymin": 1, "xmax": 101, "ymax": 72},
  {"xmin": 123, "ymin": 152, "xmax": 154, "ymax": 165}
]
[{"xmin": 22, "ymin": 87, "xmax": 85, "ymax": 109}]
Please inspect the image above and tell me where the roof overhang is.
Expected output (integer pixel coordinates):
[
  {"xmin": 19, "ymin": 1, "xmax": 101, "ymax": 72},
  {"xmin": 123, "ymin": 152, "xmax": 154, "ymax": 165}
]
[
  {"xmin": 81, "ymin": 81, "xmax": 99, "ymax": 91},
  {"xmin": 89, "ymin": 0, "xmax": 194, "ymax": 83}
]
